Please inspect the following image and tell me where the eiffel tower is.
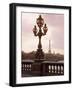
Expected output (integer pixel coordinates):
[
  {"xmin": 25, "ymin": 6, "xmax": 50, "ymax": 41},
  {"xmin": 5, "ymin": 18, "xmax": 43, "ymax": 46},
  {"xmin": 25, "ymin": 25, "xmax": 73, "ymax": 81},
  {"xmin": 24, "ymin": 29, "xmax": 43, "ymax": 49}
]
[{"xmin": 49, "ymin": 40, "xmax": 51, "ymax": 54}]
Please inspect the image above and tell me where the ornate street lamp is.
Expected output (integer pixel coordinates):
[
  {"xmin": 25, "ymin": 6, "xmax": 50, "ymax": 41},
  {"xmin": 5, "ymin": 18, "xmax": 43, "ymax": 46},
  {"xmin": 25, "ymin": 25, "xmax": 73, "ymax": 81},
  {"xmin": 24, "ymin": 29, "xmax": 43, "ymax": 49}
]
[{"xmin": 33, "ymin": 15, "xmax": 48, "ymax": 59}]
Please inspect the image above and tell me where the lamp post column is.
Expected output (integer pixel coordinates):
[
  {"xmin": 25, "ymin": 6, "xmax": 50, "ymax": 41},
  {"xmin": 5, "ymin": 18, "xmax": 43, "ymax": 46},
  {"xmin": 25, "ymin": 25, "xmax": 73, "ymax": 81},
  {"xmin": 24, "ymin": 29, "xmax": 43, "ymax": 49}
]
[{"xmin": 32, "ymin": 15, "xmax": 48, "ymax": 76}]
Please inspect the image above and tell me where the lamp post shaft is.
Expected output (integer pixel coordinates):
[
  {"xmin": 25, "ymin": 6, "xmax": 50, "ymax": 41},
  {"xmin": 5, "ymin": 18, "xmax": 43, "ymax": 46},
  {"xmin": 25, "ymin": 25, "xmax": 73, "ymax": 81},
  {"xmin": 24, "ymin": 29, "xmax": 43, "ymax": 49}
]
[
  {"xmin": 38, "ymin": 36, "xmax": 41, "ymax": 49},
  {"xmin": 38, "ymin": 28, "xmax": 42, "ymax": 49}
]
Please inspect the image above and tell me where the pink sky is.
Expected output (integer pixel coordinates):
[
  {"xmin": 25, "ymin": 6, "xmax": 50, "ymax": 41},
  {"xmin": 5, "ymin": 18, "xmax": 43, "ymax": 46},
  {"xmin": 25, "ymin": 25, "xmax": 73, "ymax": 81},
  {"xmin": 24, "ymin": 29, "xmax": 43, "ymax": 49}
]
[{"xmin": 21, "ymin": 13, "xmax": 64, "ymax": 54}]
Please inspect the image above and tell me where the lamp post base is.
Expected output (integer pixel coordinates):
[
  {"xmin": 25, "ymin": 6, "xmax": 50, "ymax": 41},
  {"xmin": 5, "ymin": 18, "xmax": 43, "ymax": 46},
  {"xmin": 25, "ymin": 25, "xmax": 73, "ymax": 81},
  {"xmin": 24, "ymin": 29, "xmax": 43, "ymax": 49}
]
[{"xmin": 35, "ymin": 49, "xmax": 44, "ymax": 59}]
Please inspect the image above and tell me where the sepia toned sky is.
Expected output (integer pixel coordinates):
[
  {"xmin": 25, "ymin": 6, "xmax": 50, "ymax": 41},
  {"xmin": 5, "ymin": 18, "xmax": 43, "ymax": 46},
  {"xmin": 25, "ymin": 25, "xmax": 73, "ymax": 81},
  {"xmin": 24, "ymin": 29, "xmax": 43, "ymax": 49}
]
[{"xmin": 21, "ymin": 12, "xmax": 64, "ymax": 54}]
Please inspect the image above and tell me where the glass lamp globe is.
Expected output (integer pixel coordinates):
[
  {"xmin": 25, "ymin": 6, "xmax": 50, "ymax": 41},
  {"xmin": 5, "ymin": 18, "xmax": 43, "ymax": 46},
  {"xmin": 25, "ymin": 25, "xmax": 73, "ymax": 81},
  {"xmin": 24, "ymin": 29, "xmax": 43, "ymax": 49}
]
[
  {"xmin": 36, "ymin": 15, "xmax": 44, "ymax": 28},
  {"xmin": 33, "ymin": 25, "xmax": 37, "ymax": 35},
  {"xmin": 43, "ymin": 24, "xmax": 48, "ymax": 34}
]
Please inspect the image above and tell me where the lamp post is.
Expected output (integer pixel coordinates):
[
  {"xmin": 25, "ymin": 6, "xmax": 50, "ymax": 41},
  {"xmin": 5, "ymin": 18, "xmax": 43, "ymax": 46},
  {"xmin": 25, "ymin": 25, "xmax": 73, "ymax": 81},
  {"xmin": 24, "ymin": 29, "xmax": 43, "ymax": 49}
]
[{"xmin": 33, "ymin": 15, "xmax": 48, "ymax": 60}]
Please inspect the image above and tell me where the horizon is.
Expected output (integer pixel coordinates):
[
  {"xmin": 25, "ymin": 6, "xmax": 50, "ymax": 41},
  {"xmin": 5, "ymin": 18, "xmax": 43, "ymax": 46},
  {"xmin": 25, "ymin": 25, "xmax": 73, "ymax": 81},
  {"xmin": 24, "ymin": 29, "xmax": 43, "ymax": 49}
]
[{"xmin": 22, "ymin": 50, "xmax": 64, "ymax": 55}]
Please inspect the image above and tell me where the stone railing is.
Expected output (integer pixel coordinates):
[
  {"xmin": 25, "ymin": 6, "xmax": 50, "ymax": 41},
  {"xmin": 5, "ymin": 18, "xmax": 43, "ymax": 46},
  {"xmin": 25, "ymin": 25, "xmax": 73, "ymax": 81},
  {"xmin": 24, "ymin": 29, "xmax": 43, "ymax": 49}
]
[
  {"xmin": 42, "ymin": 62, "xmax": 64, "ymax": 76},
  {"xmin": 21, "ymin": 60, "xmax": 64, "ymax": 77}
]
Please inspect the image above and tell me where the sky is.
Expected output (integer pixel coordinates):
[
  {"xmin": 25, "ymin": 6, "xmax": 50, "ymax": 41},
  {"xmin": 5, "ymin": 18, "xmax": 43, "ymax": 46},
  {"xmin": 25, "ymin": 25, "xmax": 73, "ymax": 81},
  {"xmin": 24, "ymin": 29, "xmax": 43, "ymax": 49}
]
[{"xmin": 21, "ymin": 12, "xmax": 64, "ymax": 54}]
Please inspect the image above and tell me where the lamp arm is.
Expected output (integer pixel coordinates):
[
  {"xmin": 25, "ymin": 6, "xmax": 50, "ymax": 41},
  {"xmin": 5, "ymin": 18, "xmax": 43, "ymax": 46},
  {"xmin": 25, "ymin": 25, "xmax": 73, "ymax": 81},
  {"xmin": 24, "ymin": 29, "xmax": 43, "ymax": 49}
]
[
  {"xmin": 34, "ymin": 32, "xmax": 38, "ymax": 36},
  {"xmin": 42, "ymin": 32, "xmax": 46, "ymax": 36}
]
